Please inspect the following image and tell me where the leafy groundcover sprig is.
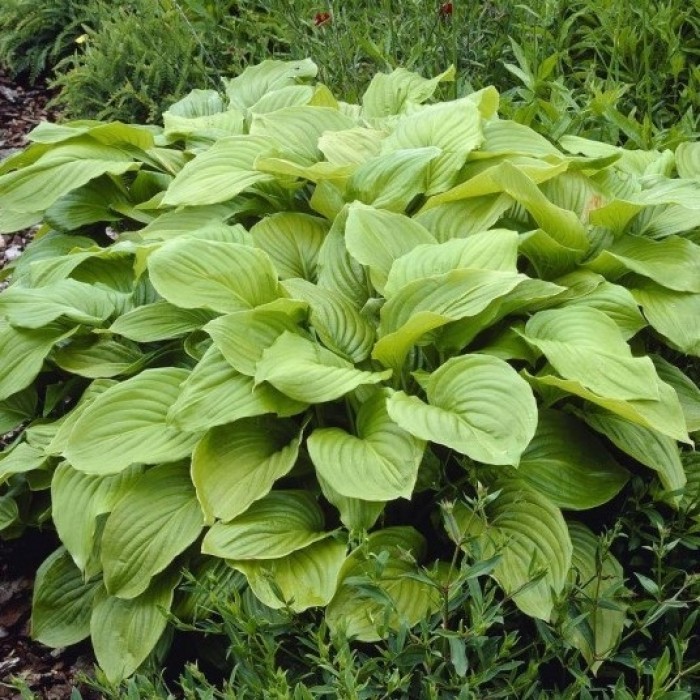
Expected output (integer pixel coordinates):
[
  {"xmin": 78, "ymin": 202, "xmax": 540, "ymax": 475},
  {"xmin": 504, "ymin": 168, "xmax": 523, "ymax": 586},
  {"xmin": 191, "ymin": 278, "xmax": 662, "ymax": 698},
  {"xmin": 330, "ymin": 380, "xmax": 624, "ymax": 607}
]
[{"xmin": 0, "ymin": 59, "xmax": 698, "ymax": 683}]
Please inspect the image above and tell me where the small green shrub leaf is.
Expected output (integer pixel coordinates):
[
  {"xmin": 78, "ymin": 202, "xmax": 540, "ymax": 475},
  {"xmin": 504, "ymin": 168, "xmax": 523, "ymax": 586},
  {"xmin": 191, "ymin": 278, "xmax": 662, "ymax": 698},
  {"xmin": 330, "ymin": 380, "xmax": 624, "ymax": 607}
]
[
  {"xmin": 101, "ymin": 462, "xmax": 203, "ymax": 598},
  {"xmin": 202, "ymin": 490, "xmax": 328, "ymax": 560},
  {"xmin": 387, "ymin": 354, "xmax": 537, "ymax": 466},
  {"xmin": 110, "ymin": 302, "xmax": 217, "ymax": 342},
  {"xmin": 192, "ymin": 418, "xmax": 301, "ymax": 523},
  {"xmin": 308, "ymin": 390, "xmax": 425, "ymax": 501},
  {"xmin": 64, "ymin": 367, "xmax": 199, "ymax": 474}
]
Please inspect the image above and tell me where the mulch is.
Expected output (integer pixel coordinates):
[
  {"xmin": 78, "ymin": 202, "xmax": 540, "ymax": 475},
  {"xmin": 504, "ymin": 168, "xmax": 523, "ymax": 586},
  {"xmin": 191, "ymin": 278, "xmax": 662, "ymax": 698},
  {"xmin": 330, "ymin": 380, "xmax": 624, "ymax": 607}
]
[{"xmin": 1, "ymin": 68, "xmax": 101, "ymax": 699}]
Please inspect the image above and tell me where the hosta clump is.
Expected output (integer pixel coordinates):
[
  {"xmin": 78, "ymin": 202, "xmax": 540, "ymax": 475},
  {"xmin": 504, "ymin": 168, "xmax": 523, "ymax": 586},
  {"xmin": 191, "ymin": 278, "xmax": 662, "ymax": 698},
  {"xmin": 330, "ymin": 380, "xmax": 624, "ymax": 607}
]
[{"xmin": 0, "ymin": 59, "xmax": 699, "ymax": 682}]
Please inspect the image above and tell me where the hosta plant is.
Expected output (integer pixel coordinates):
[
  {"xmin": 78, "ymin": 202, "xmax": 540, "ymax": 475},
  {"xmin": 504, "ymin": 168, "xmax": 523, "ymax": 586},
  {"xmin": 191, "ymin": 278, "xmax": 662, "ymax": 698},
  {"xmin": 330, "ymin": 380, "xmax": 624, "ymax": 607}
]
[{"xmin": 0, "ymin": 59, "xmax": 699, "ymax": 683}]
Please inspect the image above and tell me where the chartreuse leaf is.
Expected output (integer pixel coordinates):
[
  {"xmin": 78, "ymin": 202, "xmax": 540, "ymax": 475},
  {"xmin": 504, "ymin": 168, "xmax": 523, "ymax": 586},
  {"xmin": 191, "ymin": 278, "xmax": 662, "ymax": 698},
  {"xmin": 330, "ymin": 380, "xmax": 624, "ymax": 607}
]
[
  {"xmin": 361, "ymin": 66, "xmax": 455, "ymax": 120},
  {"xmin": 382, "ymin": 99, "xmax": 484, "ymax": 194},
  {"xmin": 326, "ymin": 527, "xmax": 441, "ymax": 641},
  {"xmin": 0, "ymin": 321, "xmax": 76, "ymax": 402},
  {"xmin": 387, "ymin": 355, "xmax": 537, "ymax": 466},
  {"xmin": 0, "ymin": 442, "xmax": 48, "ymax": 483},
  {"xmin": 192, "ymin": 418, "xmax": 301, "ymax": 523},
  {"xmin": 564, "ymin": 522, "xmax": 626, "ymax": 672},
  {"xmin": 586, "ymin": 235, "xmax": 700, "ymax": 293},
  {"xmin": 205, "ymin": 303, "xmax": 306, "ymax": 376},
  {"xmin": 203, "ymin": 490, "xmax": 329, "ymax": 559},
  {"xmin": 524, "ymin": 371, "xmax": 690, "ymax": 444},
  {"xmin": 168, "ymin": 346, "xmax": 306, "ymax": 431},
  {"xmin": 148, "ymin": 239, "xmax": 280, "ymax": 314},
  {"xmin": 374, "ymin": 269, "xmax": 526, "ymax": 371},
  {"xmin": 51, "ymin": 336, "xmax": 146, "ymax": 378},
  {"xmin": 630, "ymin": 280, "xmax": 700, "ymax": 356},
  {"xmin": 344, "ymin": 203, "xmax": 436, "ymax": 293},
  {"xmin": 0, "ymin": 386, "xmax": 37, "ymax": 434},
  {"xmin": 101, "ymin": 462, "xmax": 203, "ymax": 598},
  {"xmin": 161, "ymin": 135, "xmax": 274, "ymax": 207},
  {"xmin": 249, "ymin": 84, "xmax": 315, "ymax": 114},
  {"xmin": 64, "ymin": 368, "xmax": 199, "ymax": 474},
  {"xmin": 517, "ymin": 409, "xmax": 629, "ymax": 510},
  {"xmin": 308, "ymin": 390, "xmax": 425, "ymax": 501},
  {"xmin": 51, "ymin": 462, "xmax": 142, "ymax": 575},
  {"xmin": 0, "ymin": 494, "xmax": 19, "ymax": 530},
  {"xmin": 281, "ymin": 278, "xmax": 375, "ymax": 363},
  {"xmin": 251, "ymin": 212, "xmax": 328, "ymax": 281},
  {"xmin": 91, "ymin": 571, "xmax": 178, "ymax": 683},
  {"xmin": 250, "ymin": 106, "xmax": 355, "ymax": 165},
  {"xmin": 317, "ymin": 476, "xmax": 384, "ymax": 531},
  {"xmin": 319, "ymin": 127, "xmax": 383, "ymax": 165},
  {"xmin": 581, "ymin": 408, "xmax": 686, "ymax": 502},
  {"xmin": 384, "ymin": 229, "xmax": 519, "ymax": 298},
  {"xmin": 224, "ymin": 59, "xmax": 318, "ymax": 111},
  {"xmin": 28, "ymin": 120, "xmax": 154, "ymax": 149},
  {"xmin": 522, "ymin": 307, "xmax": 660, "ymax": 401},
  {"xmin": 346, "ymin": 147, "xmax": 440, "ymax": 213},
  {"xmin": 31, "ymin": 548, "xmax": 101, "ymax": 648},
  {"xmin": 651, "ymin": 355, "xmax": 700, "ymax": 433},
  {"xmin": 110, "ymin": 302, "xmax": 217, "ymax": 342},
  {"xmin": 0, "ymin": 140, "xmax": 139, "ymax": 213},
  {"xmin": 480, "ymin": 119, "xmax": 562, "ymax": 158},
  {"xmin": 675, "ymin": 142, "xmax": 700, "ymax": 178},
  {"xmin": 317, "ymin": 208, "xmax": 369, "ymax": 310},
  {"xmin": 452, "ymin": 477, "xmax": 572, "ymax": 620},
  {"xmin": 256, "ymin": 332, "xmax": 391, "ymax": 404},
  {"xmin": 231, "ymin": 538, "xmax": 347, "ymax": 613}
]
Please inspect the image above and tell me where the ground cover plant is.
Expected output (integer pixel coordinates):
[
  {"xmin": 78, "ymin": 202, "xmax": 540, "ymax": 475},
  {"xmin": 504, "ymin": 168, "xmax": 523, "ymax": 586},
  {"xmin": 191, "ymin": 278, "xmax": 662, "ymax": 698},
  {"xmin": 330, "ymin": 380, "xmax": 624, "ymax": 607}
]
[{"xmin": 0, "ymin": 59, "xmax": 699, "ymax": 692}]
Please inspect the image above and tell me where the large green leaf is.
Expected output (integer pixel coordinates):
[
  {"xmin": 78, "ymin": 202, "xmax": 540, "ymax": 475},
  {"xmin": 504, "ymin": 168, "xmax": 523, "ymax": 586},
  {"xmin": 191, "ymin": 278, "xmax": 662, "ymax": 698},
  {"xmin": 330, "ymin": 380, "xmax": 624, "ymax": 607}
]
[
  {"xmin": 382, "ymin": 98, "xmax": 484, "ymax": 194},
  {"xmin": 651, "ymin": 355, "xmax": 700, "ymax": 433},
  {"xmin": 630, "ymin": 280, "xmax": 700, "ymax": 356},
  {"xmin": 110, "ymin": 302, "xmax": 217, "ymax": 342},
  {"xmin": 361, "ymin": 66, "xmax": 455, "ymax": 120},
  {"xmin": 374, "ymin": 269, "xmax": 526, "ymax": 371},
  {"xmin": 0, "ymin": 140, "xmax": 139, "ymax": 213},
  {"xmin": 308, "ymin": 389, "xmax": 425, "ymax": 501},
  {"xmin": 161, "ymin": 135, "xmax": 274, "ymax": 206},
  {"xmin": 231, "ymin": 538, "xmax": 347, "ymax": 613},
  {"xmin": 251, "ymin": 212, "xmax": 328, "ymax": 281},
  {"xmin": 317, "ymin": 476, "xmax": 384, "ymax": 531},
  {"xmin": 387, "ymin": 354, "xmax": 537, "ymax": 466},
  {"xmin": 0, "ymin": 321, "xmax": 75, "ymax": 401},
  {"xmin": 101, "ymin": 462, "xmax": 203, "ymax": 598},
  {"xmin": 205, "ymin": 302, "xmax": 306, "ymax": 376},
  {"xmin": 64, "ymin": 368, "xmax": 199, "ymax": 474},
  {"xmin": 281, "ymin": 278, "xmax": 375, "ymax": 363},
  {"xmin": 452, "ymin": 477, "xmax": 572, "ymax": 620},
  {"xmin": 563, "ymin": 522, "xmax": 627, "ymax": 672},
  {"xmin": 91, "ymin": 571, "xmax": 178, "ymax": 683},
  {"xmin": 255, "ymin": 332, "xmax": 391, "ymax": 403},
  {"xmin": 517, "ymin": 409, "xmax": 629, "ymax": 510},
  {"xmin": 202, "ymin": 490, "xmax": 329, "ymax": 559},
  {"xmin": 168, "ymin": 346, "xmax": 306, "ymax": 431},
  {"xmin": 31, "ymin": 548, "xmax": 101, "ymax": 648},
  {"xmin": 384, "ymin": 229, "xmax": 519, "ymax": 297},
  {"xmin": 586, "ymin": 235, "xmax": 700, "ymax": 293},
  {"xmin": 346, "ymin": 147, "xmax": 440, "ymax": 213},
  {"xmin": 0, "ymin": 442, "xmax": 48, "ymax": 483},
  {"xmin": 524, "ymin": 371, "xmax": 690, "ymax": 443},
  {"xmin": 0, "ymin": 386, "xmax": 37, "ymax": 435},
  {"xmin": 325, "ymin": 527, "xmax": 440, "ymax": 641},
  {"xmin": 51, "ymin": 336, "xmax": 146, "ymax": 378},
  {"xmin": 51, "ymin": 462, "xmax": 142, "ymax": 575},
  {"xmin": 344, "ymin": 203, "xmax": 436, "ymax": 293},
  {"xmin": 148, "ymin": 239, "xmax": 280, "ymax": 314},
  {"xmin": 224, "ymin": 59, "xmax": 318, "ymax": 111},
  {"xmin": 521, "ymin": 307, "xmax": 660, "ymax": 401},
  {"xmin": 192, "ymin": 418, "xmax": 301, "ymax": 523},
  {"xmin": 581, "ymin": 408, "xmax": 686, "ymax": 501}
]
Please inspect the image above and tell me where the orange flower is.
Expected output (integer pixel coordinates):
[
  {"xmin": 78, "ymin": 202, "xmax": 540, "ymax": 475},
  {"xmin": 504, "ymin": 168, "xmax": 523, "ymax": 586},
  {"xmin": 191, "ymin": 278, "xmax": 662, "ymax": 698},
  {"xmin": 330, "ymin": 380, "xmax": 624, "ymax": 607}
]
[{"xmin": 314, "ymin": 11, "xmax": 332, "ymax": 27}]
